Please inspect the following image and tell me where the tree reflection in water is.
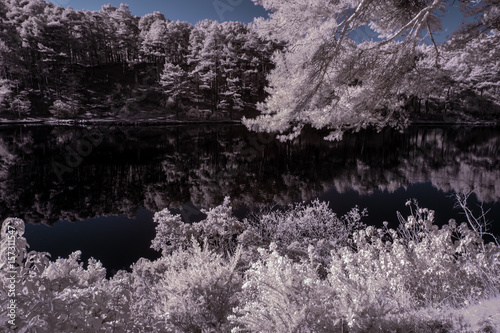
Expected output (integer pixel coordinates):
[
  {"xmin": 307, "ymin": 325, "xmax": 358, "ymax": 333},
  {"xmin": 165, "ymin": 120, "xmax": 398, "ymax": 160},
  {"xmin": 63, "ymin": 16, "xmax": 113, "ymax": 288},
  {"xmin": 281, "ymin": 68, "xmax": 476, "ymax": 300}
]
[
  {"xmin": 0, "ymin": 124, "xmax": 499, "ymax": 224},
  {"xmin": 0, "ymin": 124, "xmax": 499, "ymax": 272}
]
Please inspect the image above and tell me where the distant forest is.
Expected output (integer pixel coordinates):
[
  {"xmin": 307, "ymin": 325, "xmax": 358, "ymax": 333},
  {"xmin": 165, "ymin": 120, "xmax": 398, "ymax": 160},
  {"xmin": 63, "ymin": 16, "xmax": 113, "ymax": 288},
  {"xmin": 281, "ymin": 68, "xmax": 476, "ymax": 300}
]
[{"xmin": 0, "ymin": 0, "xmax": 278, "ymax": 120}]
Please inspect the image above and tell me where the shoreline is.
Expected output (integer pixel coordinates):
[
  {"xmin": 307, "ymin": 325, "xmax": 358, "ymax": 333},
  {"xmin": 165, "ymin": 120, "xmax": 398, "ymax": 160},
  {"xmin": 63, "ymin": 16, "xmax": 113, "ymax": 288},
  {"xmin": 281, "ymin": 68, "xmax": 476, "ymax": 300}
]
[
  {"xmin": 0, "ymin": 117, "xmax": 242, "ymax": 126},
  {"xmin": 0, "ymin": 117, "xmax": 498, "ymax": 127}
]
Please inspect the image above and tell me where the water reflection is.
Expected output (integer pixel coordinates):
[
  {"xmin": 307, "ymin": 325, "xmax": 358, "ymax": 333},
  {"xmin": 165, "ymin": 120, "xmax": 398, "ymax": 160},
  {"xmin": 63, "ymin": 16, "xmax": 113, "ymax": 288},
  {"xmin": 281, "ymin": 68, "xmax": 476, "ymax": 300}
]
[{"xmin": 0, "ymin": 124, "xmax": 499, "ymax": 225}]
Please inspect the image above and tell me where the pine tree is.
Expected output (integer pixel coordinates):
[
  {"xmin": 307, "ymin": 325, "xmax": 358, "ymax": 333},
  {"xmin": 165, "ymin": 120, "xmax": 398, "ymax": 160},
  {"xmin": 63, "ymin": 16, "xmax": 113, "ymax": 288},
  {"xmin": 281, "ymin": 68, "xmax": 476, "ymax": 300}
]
[
  {"xmin": 164, "ymin": 20, "xmax": 192, "ymax": 67},
  {"xmin": 140, "ymin": 17, "xmax": 168, "ymax": 66},
  {"xmin": 110, "ymin": 4, "xmax": 139, "ymax": 63},
  {"xmin": 245, "ymin": 0, "xmax": 447, "ymax": 140},
  {"xmin": 218, "ymin": 22, "xmax": 247, "ymax": 117},
  {"xmin": 160, "ymin": 62, "xmax": 192, "ymax": 118},
  {"xmin": 191, "ymin": 20, "xmax": 224, "ymax": 114}
]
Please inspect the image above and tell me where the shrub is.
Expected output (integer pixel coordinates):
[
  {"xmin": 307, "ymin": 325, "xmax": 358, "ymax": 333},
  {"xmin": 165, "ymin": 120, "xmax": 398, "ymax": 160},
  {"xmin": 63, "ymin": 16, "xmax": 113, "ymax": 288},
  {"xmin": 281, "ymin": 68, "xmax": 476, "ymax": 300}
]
[
  {"xmin": 152, "ymin": 196, "xmax": 245, "ymax": 256},
  {"xmin": 0, "ymin": 218, "xmax": 125, "ymax": 332},
  {"xmin": 131, "ymin": 239, "xmax": 242, "ymax": 332},
  {"xmin": 2, "ymin": 196, "xmax": 500, "ymax": 333},
  {"xmin": 10, "ymin": 94, "xmax": 31, "ymax": 118},
  {"xmin": 240, "ymin": 199, "xmax": 366, "ymax": 266},
  {"xmin": 49, "ymin": 99, "xmax": 80, "ymax": 118},
  {"xmin": 326, "ymin": 201, "xmax": 500, "ymax": 330},
  {"xmin": 230, "ymin": 244, "xmax": 342, "ymax": 333},
  {"xmin": 151, "ymin": 207, "xmax": 196, "ymax": 256},
  {"xmin": 232, "ymin": 200, "xmax": 500, "ymax": 332}
]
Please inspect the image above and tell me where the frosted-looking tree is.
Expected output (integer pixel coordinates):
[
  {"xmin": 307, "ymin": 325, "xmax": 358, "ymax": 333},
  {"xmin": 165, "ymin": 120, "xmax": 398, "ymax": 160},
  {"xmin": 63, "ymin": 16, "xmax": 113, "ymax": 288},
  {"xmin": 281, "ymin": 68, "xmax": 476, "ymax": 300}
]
[
  {"xmin": 189, "ymin": 20, "xmax": 225, "ymax": 113},
  {"xmin": 164, "ymin": 21, "xmax": 193, "ymax": 66},
  {"xmin": 240, "ymin": 25, "xmax": 276, "ymax": 104},
  {"xmin": 0, "ymin": 17, "xmax": 11, "ymax": 108},
  {"xmin": 140, "ymin": 17, "xmax": 168, "ymax": 65},
  {"xmin": 394, "ymin": 1, "xmax": 500, "ymax": 115},
  {"xmin": 0, "ymin": 0, "xmax": 31, "ymax": 113},
  {"xmin": 160, "ymin": 62, "xmax": 192, "ymax": 116},
  {"xmin": 109, "ymin": 4, "xmax": 139, "ymax": 63},
  {"xmin": 0, "ymin": 79, "xmax": 11, "ymax": 109},
  {"xmin": 0, "ymin": 1, "xmax": 11, "ymax": 103},
  {"xmin": 140, "ymin": 17, "xmax": 192, "ymax": 78},
  {"xmin": 244, "ymin": 0, "xmax": 453, "ymax": 141},
  {"xmin": 445, "ymin": 2, "xmax": 500, "ymax": 106},
  {"xmin": 138, "ymin": 11, "xmax": 167, "ymax": 63},
  {"xmin": 187, "ymin": 20, "xmax": 274, "ymax": 115},
  {"xmin": 441, "ymin": 31, "xmax": 500, "ymax": 112},
  {"xmin": 218, "ymin": 22, "xmax": 248, "ymax": 116}
]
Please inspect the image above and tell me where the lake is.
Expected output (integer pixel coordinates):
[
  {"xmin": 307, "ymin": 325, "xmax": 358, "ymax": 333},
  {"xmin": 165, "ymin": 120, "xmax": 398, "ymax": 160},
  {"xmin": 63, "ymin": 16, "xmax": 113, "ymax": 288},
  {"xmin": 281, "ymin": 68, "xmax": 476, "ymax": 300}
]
[{"xmin": 1, "ymin": 123, "xmax": 499, "ymax": 274}]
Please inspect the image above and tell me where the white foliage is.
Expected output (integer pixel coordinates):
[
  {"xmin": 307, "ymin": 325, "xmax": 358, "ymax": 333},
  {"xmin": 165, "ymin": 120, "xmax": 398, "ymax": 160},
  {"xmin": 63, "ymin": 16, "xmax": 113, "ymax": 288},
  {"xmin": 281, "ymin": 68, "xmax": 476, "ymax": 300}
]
[
  {"xmin": 132, "ymin": 239, "xmax": 242, "ymax": 332},
  {"xmin": 2, "ymin": 195, "xmax": 500, "ymax": 332},
  {"xmin": 0, "ymin": 79, "xmax": 11, "ymax": 106},
  {"xmin": 230, "ymin": 244, "xmax": 340, "ymax": 332},
  {"xmin": 245, "ymin": 199, "xmax": 366, "ymax": 263},
  {"xmin": 245, "ymin": 0, "xmax": 458, "ymax": 140}
]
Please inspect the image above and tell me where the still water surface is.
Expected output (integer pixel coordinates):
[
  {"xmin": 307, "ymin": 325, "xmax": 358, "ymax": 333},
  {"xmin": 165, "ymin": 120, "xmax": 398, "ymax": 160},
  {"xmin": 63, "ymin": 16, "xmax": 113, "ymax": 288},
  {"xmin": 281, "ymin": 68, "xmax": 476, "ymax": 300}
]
[{"xmin": 1, "ymin": 124, "xmax": 499, "ymax": 273}]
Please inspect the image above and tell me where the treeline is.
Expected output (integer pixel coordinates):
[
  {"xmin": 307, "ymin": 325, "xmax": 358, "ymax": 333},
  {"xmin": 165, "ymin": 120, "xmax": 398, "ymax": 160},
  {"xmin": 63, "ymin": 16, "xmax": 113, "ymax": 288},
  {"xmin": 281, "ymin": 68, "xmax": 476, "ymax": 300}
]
[{"xmin": 0, "ymin": 0, "xmax": 277, "ymax": 119}]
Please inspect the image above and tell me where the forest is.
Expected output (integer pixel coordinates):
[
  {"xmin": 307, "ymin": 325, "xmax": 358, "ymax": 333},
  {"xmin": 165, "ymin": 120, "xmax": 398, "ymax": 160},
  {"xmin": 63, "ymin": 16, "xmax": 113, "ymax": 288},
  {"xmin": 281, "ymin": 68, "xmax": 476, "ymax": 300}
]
[
  {"xmin": 0, "ymin": 0, "xmax": 277, "ymax": 120},
  {"xmin": 0, "ymin": 0, "xmax": 498, "ymax": 128}
]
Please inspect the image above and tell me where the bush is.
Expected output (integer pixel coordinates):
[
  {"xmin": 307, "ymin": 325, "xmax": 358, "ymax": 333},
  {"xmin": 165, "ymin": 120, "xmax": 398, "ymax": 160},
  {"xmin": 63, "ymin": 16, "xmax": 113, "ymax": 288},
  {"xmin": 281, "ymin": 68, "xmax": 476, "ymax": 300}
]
[
  {"xmin": 10, "ymin": 94, "xmax": 31, "ymax": 118},
  {"xmin": 49, "ymin": 99, "xmax": 80, "ymax": 118},
  {"xmin": 151, "ymin": 196, "xmax": 245, "ymax": 256},
  {"xmin": 1, "ymin": 196, "xmax": 500, "ymax": 332},
  {"xmin": 230, "ymin": 244, "xmax": 342, "ymax": 333},
  {"xmin": 131, "ymin": 239, "xmax": 242, "ymax": 332},
  {"xmin": 152, "ymin": 198, "xmax": 366, "ymax": 270},
  {"xmin": 236, "ymin": 200, "xmax": 366, "ymax": 272},
  {"xmin": 232, "ymin": 200, "xmax": 500, "ymax": 332},
  {"xmin": 0, "ymin": 218, "xmax": 122, "ymax": 332}
]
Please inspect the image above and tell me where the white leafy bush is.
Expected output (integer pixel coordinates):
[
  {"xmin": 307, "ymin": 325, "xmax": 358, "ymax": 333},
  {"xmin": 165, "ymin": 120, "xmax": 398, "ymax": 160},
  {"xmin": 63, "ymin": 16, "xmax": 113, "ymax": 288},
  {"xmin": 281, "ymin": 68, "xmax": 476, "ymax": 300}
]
[
  {"xmin": 231, "ymin": 201, "xmax": 500, "ymax": 333},
  {"xmin": 49, "ymin": 99, "xmax": 79, "ymax": 118},
  {"xmin": 241, "ymin": 199, "xmax": 366, "ymax": 266},
  {"xmin": 326, "ymin": 202, "xmax": 500, "ymax": 330},
  {"xmin": 131, "ymin": 239, "xmax": 242, "ymax": 332},
  {"xmin": 0, "ymin": 218, "xmax": 123, "ymax": 332},
  {"xmin": 1, "ymin": 196, "xmax": 499, "ymax": 332},
  {"xmin": 152, "ymin": 198, "xmax": 365, "ymax": 271},
  {"xmin": 152, "ymin": 196, "xmax": 245, "ymax": 256},
  {"xmin": 230, "ymin": 244, "xmax": 342, "ymax": 333},
  {"xmin": 9, "ymin": 94, "xmax": 31, "ymax": 117},
  {"xmin": 151, "ymin": 207, "xmax": 195, "ymax": 255},
  {"xmin": 230, "ymin": 243, "xmax": 469, "ymax": 333},
  {"xmin": 42, "ymin": 251, "xmax": 106, "ymax": 290}
]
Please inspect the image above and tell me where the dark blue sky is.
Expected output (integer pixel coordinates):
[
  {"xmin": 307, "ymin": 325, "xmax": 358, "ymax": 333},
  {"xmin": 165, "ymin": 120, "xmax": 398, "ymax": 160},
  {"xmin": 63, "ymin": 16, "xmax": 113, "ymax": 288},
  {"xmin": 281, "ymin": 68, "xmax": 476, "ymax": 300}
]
[
  {"xmin": 47, "ymin": 0, "xmax": 269, "ymax": 24},
  {"xmin": 46, "ymin": 0, "xmax": 463, "ymax": 42}
]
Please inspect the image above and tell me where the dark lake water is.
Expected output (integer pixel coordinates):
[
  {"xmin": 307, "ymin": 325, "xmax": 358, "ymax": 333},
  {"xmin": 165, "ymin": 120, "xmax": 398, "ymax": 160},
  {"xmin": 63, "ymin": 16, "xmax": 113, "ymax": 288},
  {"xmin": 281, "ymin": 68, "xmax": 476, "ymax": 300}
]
[{"xmin": 1, "ymin": 124, "xmax": 499, "ymax": 274}]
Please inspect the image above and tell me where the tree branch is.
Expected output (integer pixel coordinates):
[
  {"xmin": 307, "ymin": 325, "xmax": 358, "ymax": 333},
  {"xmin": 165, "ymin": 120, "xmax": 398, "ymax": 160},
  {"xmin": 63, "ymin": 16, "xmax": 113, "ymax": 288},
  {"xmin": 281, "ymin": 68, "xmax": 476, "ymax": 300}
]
[{"xmin": 426, "ymin": 20, "xmax": 440, "ymax": 68}]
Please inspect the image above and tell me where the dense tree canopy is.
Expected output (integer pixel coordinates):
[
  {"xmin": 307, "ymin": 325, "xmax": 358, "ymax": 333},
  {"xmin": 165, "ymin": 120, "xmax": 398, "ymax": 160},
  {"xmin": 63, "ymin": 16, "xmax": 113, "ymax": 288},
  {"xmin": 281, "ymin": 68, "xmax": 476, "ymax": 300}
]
[
  {"xmin": 244, "ymin": 0, "xmax": 500, "ymax": 140},
  {"xmin": 0, "ymin": 0, "xmax": 498, "ymax": 129},
  {"xmin": 0, "ymin": 0, "xmax": 275, "ymax": 119}
]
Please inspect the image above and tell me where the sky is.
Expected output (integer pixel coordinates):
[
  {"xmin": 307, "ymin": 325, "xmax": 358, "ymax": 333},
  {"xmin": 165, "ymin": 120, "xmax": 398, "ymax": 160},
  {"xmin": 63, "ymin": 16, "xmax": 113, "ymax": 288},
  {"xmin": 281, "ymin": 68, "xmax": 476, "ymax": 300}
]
[
  {"xmin": 46, "ymin": 0, "xmax": 269, "ymax": 24},
  {"xmin": 46, "ymin": 0, "xmax": 464, "ymax": 43}
]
